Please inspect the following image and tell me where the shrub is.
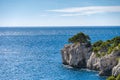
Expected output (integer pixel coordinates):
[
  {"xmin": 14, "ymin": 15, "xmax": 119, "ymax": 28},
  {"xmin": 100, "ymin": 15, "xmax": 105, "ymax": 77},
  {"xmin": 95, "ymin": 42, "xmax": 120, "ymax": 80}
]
[
  {"xmin": 118, "ymin": 44, "xmax": 120, "ymax": 49},
  {"xmin": 101, "ymin": 52, "xmax": 106, "ymax": 56},
  {"xmin": 107, "ymin": 47, "xmax": 113, "ymax": 54},
  {"xmin": 111, "ymin": 36, "xmax": 120, "ymax": 47},
  {"xmin": 96, "ymin": 53, "xmax": 101, "ymax": 57},
  {"xmin": 93, "ymin": 40, "xmax": 103, "ymax": 47},
  {"xmin": 106, "ymin": 74, "xmax": 120, "ymax": 80},
  {"xmin": 116, "ymin": 74, "xmax": 120, "ymax": 80},
  {"xmin": 93, "ymin": 36, "xmax": 120, "ymax": 56},
  {"xmin": 100, "ymin": 42, "xmax": 110, "ymax": 49},
  {"xmin": 107, "ymin": 76, "xmax": 116, "ymax": 80},
  {"xmin": 93, "ymin": 47, "xmax": 100, "ymax": 53}
]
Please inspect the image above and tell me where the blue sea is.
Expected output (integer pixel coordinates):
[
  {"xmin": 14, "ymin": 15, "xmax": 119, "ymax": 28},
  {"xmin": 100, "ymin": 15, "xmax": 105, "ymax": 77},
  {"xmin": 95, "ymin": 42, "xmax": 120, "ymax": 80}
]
[{"xmin": 0, "ymin": 27, "xmax": 120, "ymax": 80}]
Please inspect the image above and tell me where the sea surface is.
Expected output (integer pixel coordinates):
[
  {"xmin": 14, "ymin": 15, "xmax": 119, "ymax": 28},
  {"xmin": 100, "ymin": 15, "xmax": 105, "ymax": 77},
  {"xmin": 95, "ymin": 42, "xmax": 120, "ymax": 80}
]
[{"xmin": 0, "ymin": 27, "xmax": 120, "ymax": 80}]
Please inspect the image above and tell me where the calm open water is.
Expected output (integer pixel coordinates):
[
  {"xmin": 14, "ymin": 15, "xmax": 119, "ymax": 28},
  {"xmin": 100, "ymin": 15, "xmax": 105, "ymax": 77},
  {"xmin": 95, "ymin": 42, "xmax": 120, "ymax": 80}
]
[{"xmin": 0, "ymin": 27, "xmax": 120, "ymax": 80}]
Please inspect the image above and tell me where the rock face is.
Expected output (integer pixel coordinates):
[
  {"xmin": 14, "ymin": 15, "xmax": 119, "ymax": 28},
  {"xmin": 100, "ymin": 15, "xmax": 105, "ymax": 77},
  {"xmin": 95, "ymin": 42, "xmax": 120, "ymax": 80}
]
[
  {"xmin": 87, "ymin": 52, "xmax": 100, "ymax": 70},
  {"xmin": 87, "ymin": 50, "xmax": 120, "ymax": 76},
  {"xmin": 61, "ymin": 43, "xmax": 92, "ymax": 68},
  {"xmin": 61, "ymin": 43, "xmax": 120, "ymax": 76},
  {"xmin": 112, "ymin": 61, "xmax": 120, "ymax": 76},
  {"xmin": 87, "ymin": 53, "xmax": 117, "ymax": 76},
  {"xmin": 99, "ymin": 50, "xmax": 120, "ymax": 76},
  {"xmin": 112, "ymin": 50, "xmax": 120, "ymax": 76},
  {"xmin": 99, "ymin": 54, "xmax": 118, "ymax": 76}
]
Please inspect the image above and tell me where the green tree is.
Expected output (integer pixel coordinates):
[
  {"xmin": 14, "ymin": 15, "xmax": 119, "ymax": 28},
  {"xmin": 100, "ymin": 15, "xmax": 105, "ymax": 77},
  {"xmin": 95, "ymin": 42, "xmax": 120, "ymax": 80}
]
[{"xmin": 68, "ymin": 32, "xmax": 90, "ymax": 43}]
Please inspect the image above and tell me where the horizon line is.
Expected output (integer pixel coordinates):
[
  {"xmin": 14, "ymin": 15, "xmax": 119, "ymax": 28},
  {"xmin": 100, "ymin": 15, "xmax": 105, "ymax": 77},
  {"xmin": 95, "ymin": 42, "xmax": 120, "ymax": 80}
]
[{"xmin": 0, "ymin": 26, "xmax": 120, "ymax": 28}]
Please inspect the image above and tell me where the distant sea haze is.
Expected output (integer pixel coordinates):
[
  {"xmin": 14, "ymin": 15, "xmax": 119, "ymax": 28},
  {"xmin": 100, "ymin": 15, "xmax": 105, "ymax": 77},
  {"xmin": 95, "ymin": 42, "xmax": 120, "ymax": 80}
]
[{"xmin": 0, "ymin": 27, "xmax": 120, "ymax": 80}]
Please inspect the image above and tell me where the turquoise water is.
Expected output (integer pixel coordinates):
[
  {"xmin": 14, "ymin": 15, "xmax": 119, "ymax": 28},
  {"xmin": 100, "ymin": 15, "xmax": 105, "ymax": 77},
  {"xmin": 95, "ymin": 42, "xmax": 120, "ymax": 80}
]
[{"xmin": 0, "ymin": 27, "xmax": 120, "ymax": 80}]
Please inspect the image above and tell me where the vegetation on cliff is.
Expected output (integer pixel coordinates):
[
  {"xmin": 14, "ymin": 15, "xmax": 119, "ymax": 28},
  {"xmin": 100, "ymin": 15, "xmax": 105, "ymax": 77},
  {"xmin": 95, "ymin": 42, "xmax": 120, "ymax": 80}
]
[
  {"xmin": 68, "ymin": 32, "xmax": 120, "ymax": 57},
  {"xmin": 107, "ymin": 74, "xmax": 120, "ymax": 80},
  {"xmin": 93, "ymin": 36, "xmax": 120, "ymax": 57},
  {"xmin": 69, "ymin": 32, "xmax": 120, "ymax": 57},
  {"xmin": 68, "ymin": 32, "xmax": 90, "ymax": 43},
  {"xmin": 68, "ymin": 32, "xmax": 91, "ymax": 47}
]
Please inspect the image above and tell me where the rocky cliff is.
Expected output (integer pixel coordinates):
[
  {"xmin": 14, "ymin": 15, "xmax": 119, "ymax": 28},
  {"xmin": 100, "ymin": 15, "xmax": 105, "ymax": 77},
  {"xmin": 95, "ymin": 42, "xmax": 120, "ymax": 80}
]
[
  {"xmin": 99, "ymin": 50, "xmax": 119, "ymax": 76},
  {"xmin": 87, "ymin": 50, "xmax": 120, "ymax": 76},
  {"xmin": 61, "ymin": 43, "xmax": 120, "ymax": 76},
  {"xmin": 61, "ymin": 32, "xmax": 120, "ymax": 77},
  {"xmin": 61, "ymin": 43, "xmax": 92, "ymax": 68}
]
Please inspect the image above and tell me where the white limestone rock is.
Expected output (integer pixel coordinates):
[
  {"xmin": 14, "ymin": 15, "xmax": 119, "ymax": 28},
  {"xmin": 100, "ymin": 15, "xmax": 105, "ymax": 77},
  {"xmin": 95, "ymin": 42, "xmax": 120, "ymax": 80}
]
[{"xmin": 61, "ymin": 43, "xmax": 92, "ymax": 68}]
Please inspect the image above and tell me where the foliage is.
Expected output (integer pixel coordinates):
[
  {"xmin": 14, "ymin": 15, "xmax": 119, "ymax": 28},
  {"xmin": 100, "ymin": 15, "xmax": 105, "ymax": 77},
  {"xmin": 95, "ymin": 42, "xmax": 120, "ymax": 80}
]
[
  {"xmin": 118, "ymin": 44, "xmax": 120, "ymax": 49},
  {"xmin": 107, "ymin": 74, "xmax": 120, "ymax": 80},
  {"xmin": 93, "ymin": 47, "xmax": 100, "ymax": 53},
  {"xmin": 93, "ymin": 40, "xmax": 103, "ymax": 47},
  {"xmin": 69, "ymin": 32, "xmax": 120, "ymax": 57},
  {"xmin": 93, "ymin": 36, "xmax": 120, "ymax": 56},
  {"xmin": 107, "ymin": 47, "xmax": 114, "ymax": 54},
  {"xmin": 116, "ymin": 74, "xmax": 120, "ymax": 80},
  {"xmin": 111, "ymin": 36, "xmax": 120, "ymax": 47},
  {"xmin": 107, "ymin": 76, "xmax": 116, "ymax": 80},
  {"xmin": 101, "ymin": 52, "xmax": 106, "ymax": 56},
  {"xmin": 95, "ymin": 52, "xmax": 106, "ymax": 58},
  {"xmin": 68, "ymin": 32, "xmax": 90, "ymax": 43},
  {"xmin": 95, "ymin": 53, "xmax": 101, "ymax": 57},
  {"xmin": 100, "ymin": 42, "xmax": 110, "ymax": 49}
]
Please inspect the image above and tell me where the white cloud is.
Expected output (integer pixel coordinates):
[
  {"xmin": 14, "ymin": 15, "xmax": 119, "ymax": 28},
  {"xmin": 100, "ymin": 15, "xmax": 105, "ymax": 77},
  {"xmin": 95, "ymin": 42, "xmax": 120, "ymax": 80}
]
[
  {"xmin": 48, "ymin": 6, "xmax": 120, "ymax": 16},
  {"xmin": 61, "ymin": 11, "xmax": 104, "ymax": 16}
]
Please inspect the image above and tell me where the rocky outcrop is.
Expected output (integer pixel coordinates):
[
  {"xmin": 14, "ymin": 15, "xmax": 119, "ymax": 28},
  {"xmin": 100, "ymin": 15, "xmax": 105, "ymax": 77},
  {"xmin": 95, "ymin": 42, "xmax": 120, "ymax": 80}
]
[
  {"xmin": 61, "ymin": 43, "xmax": 92, "ymax": 68},
  {"xmin": 87, "ymin": 50, "xmax": 120, "ymax": 76},
  {"xmin": 61, "ymin": 43, "xmax": 120, "ymax": 76}
]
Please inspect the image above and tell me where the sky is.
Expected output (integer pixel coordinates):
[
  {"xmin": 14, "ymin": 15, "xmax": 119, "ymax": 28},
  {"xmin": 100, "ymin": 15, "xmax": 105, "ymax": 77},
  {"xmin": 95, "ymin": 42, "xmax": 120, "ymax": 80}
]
[{"xmin": 0, "ymin": 0, "xmax": 120, "ymax": 27}]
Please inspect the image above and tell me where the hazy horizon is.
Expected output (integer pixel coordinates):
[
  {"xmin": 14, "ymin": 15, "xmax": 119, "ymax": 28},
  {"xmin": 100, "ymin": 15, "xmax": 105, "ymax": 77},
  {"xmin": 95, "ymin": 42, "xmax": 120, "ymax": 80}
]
[{"xmin": 0, "ymin": 26, "xmax": 120, "ymax": 28}]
